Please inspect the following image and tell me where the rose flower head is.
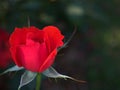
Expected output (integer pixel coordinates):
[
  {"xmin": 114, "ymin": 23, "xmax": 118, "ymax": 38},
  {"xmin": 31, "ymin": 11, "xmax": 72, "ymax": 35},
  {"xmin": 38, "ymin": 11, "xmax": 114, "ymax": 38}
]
[{"xmin": 9, "ymin": 26, "xmax": 64, "ymax": 72}]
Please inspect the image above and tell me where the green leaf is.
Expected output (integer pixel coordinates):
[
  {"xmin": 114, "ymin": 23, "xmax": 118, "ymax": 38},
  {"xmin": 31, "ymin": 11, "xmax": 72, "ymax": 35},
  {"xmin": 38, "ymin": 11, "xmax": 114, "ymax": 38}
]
[
  {"xmin": 42, "ymin": 67, "xmax": 86, "ymax": 83},
  {"xmin": 0, "ymin": 65, "xmax": 24, "ymax": 76},
  {"xmin": 18, "ymin": 70, "xmax": 37, "ymax": 90}
]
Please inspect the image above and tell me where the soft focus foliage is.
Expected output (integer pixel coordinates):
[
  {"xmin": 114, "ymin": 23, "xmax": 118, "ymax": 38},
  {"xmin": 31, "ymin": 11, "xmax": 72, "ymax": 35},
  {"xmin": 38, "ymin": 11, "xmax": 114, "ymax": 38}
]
[{"xmin": 0, "ymin": 0, "xmax": 120, "ymax": 90}]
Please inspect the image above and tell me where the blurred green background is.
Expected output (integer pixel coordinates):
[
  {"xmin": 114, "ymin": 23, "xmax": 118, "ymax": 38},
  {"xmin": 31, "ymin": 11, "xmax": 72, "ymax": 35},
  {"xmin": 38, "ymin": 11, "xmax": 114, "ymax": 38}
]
[{"xmin": 0, "ymin": 0, "xmax": 120, "ymax": 90}]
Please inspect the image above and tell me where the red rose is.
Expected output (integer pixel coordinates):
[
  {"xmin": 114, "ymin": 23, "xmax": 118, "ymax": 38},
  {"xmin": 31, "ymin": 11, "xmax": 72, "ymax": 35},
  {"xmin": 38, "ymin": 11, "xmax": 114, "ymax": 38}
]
[
  {"xmin": 0, "ymin": 28, "xmax": 11, "ymax": 68},
  {"xmin": 9, "ymin": 26, "xmax": 64, "ymax": 72}
]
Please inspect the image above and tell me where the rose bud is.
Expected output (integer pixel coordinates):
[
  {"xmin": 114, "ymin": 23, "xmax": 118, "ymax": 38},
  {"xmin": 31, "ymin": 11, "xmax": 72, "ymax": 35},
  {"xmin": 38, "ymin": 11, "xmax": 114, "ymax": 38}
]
[{"xmin": 9, "ymin": 26, "xmax": 64, "ymax": 72}]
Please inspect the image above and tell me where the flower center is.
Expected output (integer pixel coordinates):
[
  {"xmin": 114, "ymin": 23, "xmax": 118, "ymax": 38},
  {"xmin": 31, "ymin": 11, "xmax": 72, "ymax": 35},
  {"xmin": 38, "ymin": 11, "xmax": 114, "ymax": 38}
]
[{"xmin": 27, "ymin": 32, "xmax": 44, "ymax": 44}]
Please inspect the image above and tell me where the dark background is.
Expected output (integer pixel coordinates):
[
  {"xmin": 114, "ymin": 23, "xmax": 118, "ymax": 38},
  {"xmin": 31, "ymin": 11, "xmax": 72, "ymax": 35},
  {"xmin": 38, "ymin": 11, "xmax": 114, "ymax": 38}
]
[{"xmin": 0, "ymin": 0, "xmax": 120, "ymax": 90}]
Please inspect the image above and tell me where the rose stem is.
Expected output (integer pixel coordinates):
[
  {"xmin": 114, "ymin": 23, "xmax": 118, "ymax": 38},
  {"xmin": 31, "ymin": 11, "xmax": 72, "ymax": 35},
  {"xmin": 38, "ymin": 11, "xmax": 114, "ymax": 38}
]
[{"xmin": 36, "ymin": 73, "xmax": 41, "ymax": 90}]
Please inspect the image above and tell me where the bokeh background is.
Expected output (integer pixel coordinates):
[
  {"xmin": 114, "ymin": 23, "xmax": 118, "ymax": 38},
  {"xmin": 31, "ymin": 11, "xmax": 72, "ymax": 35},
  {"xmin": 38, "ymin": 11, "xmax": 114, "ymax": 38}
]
[{"xmin": 0, "ymin": 0, "xmax": 120, "ymax": 90}]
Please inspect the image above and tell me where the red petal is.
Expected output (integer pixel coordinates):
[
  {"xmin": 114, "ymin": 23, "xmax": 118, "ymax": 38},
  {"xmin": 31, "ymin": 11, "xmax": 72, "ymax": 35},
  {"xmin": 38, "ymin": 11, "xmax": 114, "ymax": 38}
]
[
  {"xmin": 10, "ymin": 47, "xmax": 22, "ymax": 66},
  {"xmin": 26, "ymin": 27, "xmax": 44, "ymax": 43},
  {"xmin": 39, "ymin": 49, "xmax": 57, "ymax": 72},
  {"xmin": 9, "ymin": 28, "xmax": 27, "ymax": 46},
  {"xmin": 9, "ymin": 26, "xmax": 44, "ymax": 46},
  {"xmin": 16, "ymin": 39, "xmax": 48, "ymax": 72},
  {"xmin": 9, "ymin": 26, "xmax": 45, "ymax": 67},
  {"xmin": 9, "ymin": 27, "xmax": 28, "ymax": 66},
  {"xmin": 43, "ymin": 26, "xmax": 64, "ymax": 52}
]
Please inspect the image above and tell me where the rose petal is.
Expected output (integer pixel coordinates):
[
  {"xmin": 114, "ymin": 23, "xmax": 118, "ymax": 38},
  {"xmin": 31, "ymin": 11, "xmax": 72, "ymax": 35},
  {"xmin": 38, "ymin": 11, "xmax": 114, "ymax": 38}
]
[
  {"xmin": 10, "ymin": 47, "xmax": 22, "ymax": 66},
  {"xmin": 16, "ymin": 39, "xmax": 48, "ymax": 72},
  {"xmin": 43, "ymin": 26, "xmax": 64, "ymax": 52},
  {"xmin": 9, "ymin": 26, "xmax": 44, "ymax": 46},
  {"xmin": 9, "ymin": 28, "xmax": 27, "ymax": 46},
  {"xmin": 26, "ymin": 27, "xmax": 44, "ymax": 43},
  {"xmin": 10, "ymin": 27, "xmax": 45, "ymax": 67},
  {"xmin": 39, "ymin": 48, "xmax": 57, "ymax": 72}
]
